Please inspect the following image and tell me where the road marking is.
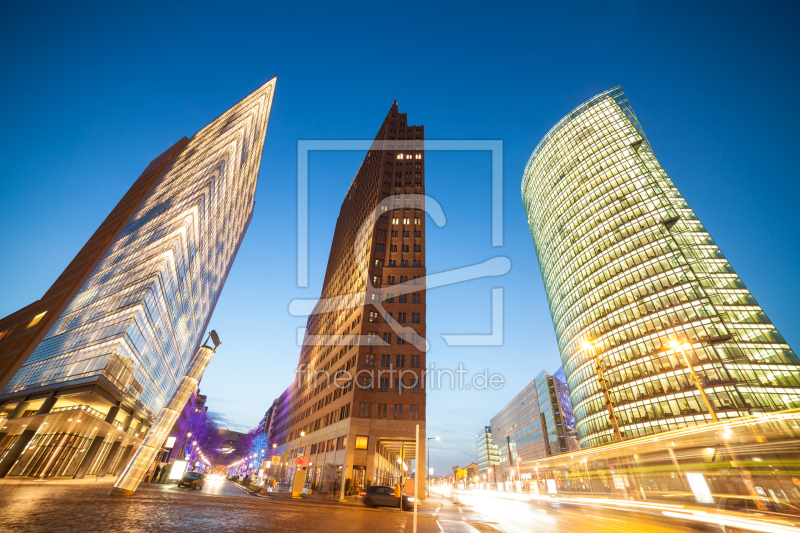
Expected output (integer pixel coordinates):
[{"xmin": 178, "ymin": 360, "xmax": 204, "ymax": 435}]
[
  {"xmin": 436, "ymin": 520, "xmax": 445, "ymax": 533},
  {"xmin": 434, "ymin": 506, "xmax": 441, "ymax": 515},
  {"xmin": 458, "ymin": 506, "xmax": 463, "ymax": 513}
]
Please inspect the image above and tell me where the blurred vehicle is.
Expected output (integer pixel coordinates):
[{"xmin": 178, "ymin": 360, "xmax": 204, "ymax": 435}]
[
  {"xmin": 178, "ymin": 471, "xmax": 206, "ymax": 490},
  {"xmin": 361, "ymin": 485, "xmax": 412, "ymax": 510}
]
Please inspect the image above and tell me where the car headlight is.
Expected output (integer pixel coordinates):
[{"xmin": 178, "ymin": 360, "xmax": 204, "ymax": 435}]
[{"xmin": 407, "ymin": 497, "xmax": 415, "ymax": 502}]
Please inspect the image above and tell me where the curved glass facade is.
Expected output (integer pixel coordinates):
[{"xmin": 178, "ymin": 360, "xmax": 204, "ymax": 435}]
[{"xmin": 522, "ymin": 87, "xmax": 799, "ymax": 448}]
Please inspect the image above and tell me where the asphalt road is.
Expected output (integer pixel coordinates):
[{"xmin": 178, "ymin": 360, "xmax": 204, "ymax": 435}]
[
  {"xmin": 421, "ymin": 491, "xmax": 724, "ymax": 533},
  {"xmin": 0, "ymin": 477, "xmax": 441, "ymax": 533},
  {"xmin": 0, "ymin": 478, "xmax": 769, "ymax": 533}
]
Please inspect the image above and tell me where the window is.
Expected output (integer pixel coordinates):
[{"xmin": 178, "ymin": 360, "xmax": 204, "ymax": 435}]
[
  {"xmin": 398, "ymin": 313, "xmax": 406, "ymax": 323},
  {"xmin": 379, "ymin": 378, "xmax": 390, "ymax": 392},
  {"xmin": 376, "ymin": 242, "xmax": 385, "ymax": 250},
  {"xmin": 411, "ymin": 355, "xmax": 420, "ymax": 368},
  {"xmin": 365, "ymin": 354, "xmax": 374, "ymax": 367},
  {"xmin": 367, "ymin": 333, "xmax": 377, "ymax": 345},
  {"xmin": 393, "ymin": 204, "xmax": 400, "ymax": 211},
  {"xmin": 328, "ymin": 439, "xmax": 336, "ymax": 452},
  {"xmin": 374, "ymin": 259, "xmax": 383, "ymax": 268},
  {"xmin": 386, "ymin": 313, "xmax": 394, "ymax": 323},
  {"xmin": 403, "ymin": 218, "xmax": 410, "ymax": 224},
  {"xmin": 378, "ymin": 404, "xmax": 387, "ymax": 419},
  {"xmin": 387, "ymin": 276, "xmax": 395, "ymax": 285},
  {"xmin": 355, "ymin": 436, "xmax": 369, "ymax": 449},
  {"xmin": 412, "ymin": 276, "xmax": 421, "ymax": 285},
  {"xmin": 386, "ymin": 293, "xmax": 394, "ymax": 303},
  {"xmin": 410, "ymin": 405, "xmax": 420, "ymax": 420},
  {"xmin": 390, "ymin": 244, "xmax": 397, "ymax": 252},
  {"xmin": 337, "ymin": 436, "xmax": 347, "ymax": 450},
  {"xmin": 311, "ymin": 443, "xmax": 318, "ymax": 454},
  {"xmin": 400, "ymin": 260, "xmax": 408, "ymax": 268},
  {"xmin": 415, "ymin": 173, "xmax": 421, "ymax": 179},
  {"xmin": 412, "ymin": 313, "xmax": 420, "ymax": 323},
  {"xmin": 388, "ymin": 259, "xmax": 397, "ymax": 267},
  {"xmin": 398, "ymin": 333, "xmax": 406, "ymax": 345},
  {"xmin": 414, "ymin": 245, "xmax": 421, "ymax": 252},
  {"xmin": 394, "ymin": 404, "xmax": 403, "ymax": 419},
  {"xmin": 400, "ymin": 276, "xmax": 408, "ymax": 284},
  {"xmin": 415, "ymin": 163, "xmax": 421, "ymax": 169},
  {"xmin": 402, "ymin": 245, "xmax": 409, "ymax": 252},
  {"xmin": 414, "ymin": 230, "xmax": 421, "ymax": 238},
  {"xmin": 403, "ymin": 230, "xmax": 410, "ymax": 238},
  {"xmin": 361, "ymin": 376, "xmax": 373, "ymax": 390},
  {"xmin": 378, "ymin": 216, "xmax": 387, "ymax": 224},
  {"xmin": 392, "ymin": 218, "xmax": 399, "ymax": 224},
  {"xmin": 381, "ymin": 354, "xmax": 391, "ymax": 367},
  {"xmin": 397, "ymin": 355, "xmax": 405, "ymax": 367},
  {"xmin": 369, "ymin": 312, "xmax": 378, "ymax": 323},
  {"xmin": 372, "ymin": 276, "xmax": 381, "ymax": 286},
  {"xmin": 391, "ymin": 230, "xmax": 398, "ymax": 238},
  {"xmin": 415, "ymin": 154, "xmax": 421, "ymax": 159},
  {"xmin": 397, "ymin": 154, "xmax": 403, "ymax": 159},
  {"xmin": 412, "ymin": 333, "xmax": 421, "ymax": 345},
  {"xmin": 414, "ymin": 217, "xmax": 421, "ymax": 224},
  {"xmin": 399, "ymin": 294, "xmax": 407, "ymax": 303},
  {"xmin": 383, "ymin": 333, "xmax": 392, "ymax": 344},
  {"xmin": 404, "ymin": 204, "xmax": 411, "ymax": 211},
  {"xmin": 360, "ymin": 403, "xmax": 370, "ymax": 418}
]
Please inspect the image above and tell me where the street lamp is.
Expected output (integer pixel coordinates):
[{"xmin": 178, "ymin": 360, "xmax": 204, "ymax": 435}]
[
  {"xmin": 582, "ymin": 339, "xmax": 623, "ymax": 441},
  {"xmin": 669, "ymin": 340, "xmax": 719, "ymax": 422},
  {"xmin": 427, "ymin": 436, "xmax": 439, "ymax": 497}
]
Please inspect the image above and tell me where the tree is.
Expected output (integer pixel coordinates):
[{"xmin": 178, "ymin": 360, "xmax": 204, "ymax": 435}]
[{"xmin": 180, "ymin": 408, "xmax": 225, "ymax": 467}]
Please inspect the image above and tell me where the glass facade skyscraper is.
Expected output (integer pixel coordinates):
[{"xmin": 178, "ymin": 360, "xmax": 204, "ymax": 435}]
[
  {"xmin": 475, "ymin": 426, "xmax": 499, "ymax": 479},
  {"xmin": 0, "ymin": 78, "xmax": 276, "ymax": 479},
  {"xmin": 522, "ymin": 87, "xmax": 798, "ymax": 448}
]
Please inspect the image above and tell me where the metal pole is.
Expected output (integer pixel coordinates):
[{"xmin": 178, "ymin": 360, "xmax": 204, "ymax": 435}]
[
  {"xmin": 674, "ymin": 342, "xmax": 719, "ymax": 422},
  {"xmin": 414, "ymin": 424, "xmax": 419, "ymax": 533},
  {"xmin": 585, "ymin": 341, "xmax": 623, "ymax": 441}
]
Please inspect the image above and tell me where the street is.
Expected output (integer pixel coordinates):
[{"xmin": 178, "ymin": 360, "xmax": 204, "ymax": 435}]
[
  {"xmin": 0, "ymin": 478, "xmax": 441, "ymax": 533},
  {"xmin": 0, "ymin": 477, "xmax": 739, "ymax": 533}
]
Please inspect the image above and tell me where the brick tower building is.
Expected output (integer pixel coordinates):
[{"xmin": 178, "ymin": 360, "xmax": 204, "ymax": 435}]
[{"xmin": 270, "ymin": 101, "xmax": 427, "ymax": 498}]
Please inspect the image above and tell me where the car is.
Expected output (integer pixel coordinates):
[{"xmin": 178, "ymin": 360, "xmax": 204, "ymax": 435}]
[
  {"xmin": 362, "ymin": 485, "xmax": 413, "ymax": 510},
  {"xmin": 178, "ymin": 471, "xmax": 206, "ymax": 490}
]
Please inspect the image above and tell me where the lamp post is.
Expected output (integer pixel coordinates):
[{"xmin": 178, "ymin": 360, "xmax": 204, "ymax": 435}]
[
  {"xmin": 427, "ymin": 436, "xmax": 438, "ymax": 497},
  {"xmin": 582, "ymin": 340, "xmax": 623, "ymax": 442},
  {"xmin": 669, "ymin": 340, "xmax": 719, "ymax": 422}
]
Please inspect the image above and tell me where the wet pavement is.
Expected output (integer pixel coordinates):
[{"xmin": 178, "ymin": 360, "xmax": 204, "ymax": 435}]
[{"xmin": 0, "ymin": 478, "xmax": 442, "ymax": 533}]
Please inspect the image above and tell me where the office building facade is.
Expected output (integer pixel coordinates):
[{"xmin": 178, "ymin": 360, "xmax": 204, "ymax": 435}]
[
  {"xmin": 536, "ymin": 367, "xmax": 579, "ymax": 455},
  {"xmin": 522, "ymin": 86, "xmax": 799, "ymax": 448},
  {"xmin": 270, "ymin": 101, "xmax": 427, "ymax": 497},
  {"xmin": 0, "ymin": 78, "xmax": 276, "ymax": 478},
  {"xmin": 475, "ymin": 426, "xmax": 499, "ymax": 481},
  {"xmin": 487, "ymin": 368, "xmax": 578, "ymax": 482}
]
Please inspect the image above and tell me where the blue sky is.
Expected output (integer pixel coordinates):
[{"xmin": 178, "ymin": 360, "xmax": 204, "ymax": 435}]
[{"xmin": 1, "ymin": 1, "xmax": 798, "ymax": 474}]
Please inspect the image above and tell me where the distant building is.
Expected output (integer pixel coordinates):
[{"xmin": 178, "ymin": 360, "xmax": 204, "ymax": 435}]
[
  {"xmin": 258, "ymin": 398, "xmax": 278, "ymax": 445},
  {"xmin": 488, "ymin": 368, "xmax": 579, "ymax": 482},
  {"xmin": 465, "ymin": 461, "xmax": 479, "ymax": 483},
  {"xmin": 219, "ymin": 429, "xmax": 246, "ymax": 455},
  {"xmin": 536, "ymin": 368, "xmax": 580, "ymax": 455},
  {"xmin": 475, "ymin": 426, "xmax": 499, "ymax": 481}
]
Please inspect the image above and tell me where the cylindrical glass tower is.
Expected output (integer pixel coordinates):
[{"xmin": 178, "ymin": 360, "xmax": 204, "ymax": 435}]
[{"xmin": 522, "ymin": 87, "xmax": 798, "ymax": 448}]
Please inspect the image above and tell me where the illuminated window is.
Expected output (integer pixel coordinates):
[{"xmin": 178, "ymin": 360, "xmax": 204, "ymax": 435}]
[
  {"xmin": 397, "ymin": 154, "xmax": 403, "ymax": 159},
  {"xmin": 355, "ymin": 435, "xmax": 369, "ymax": 449},
  {"xmin": 27, "ymin": 312, "xmax": 47, "ymax": 329}
]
